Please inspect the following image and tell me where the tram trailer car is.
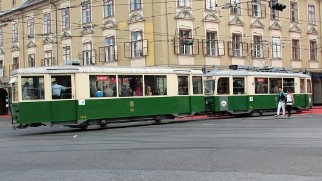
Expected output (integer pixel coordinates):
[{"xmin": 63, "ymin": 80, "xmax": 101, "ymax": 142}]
[
  {"xmin": 204, "ymin": 67, "xmax": 312, "ymax": 116},
  {"xmin": 9, "ymin": 66, "xmax": 205, "ymax": 130}
]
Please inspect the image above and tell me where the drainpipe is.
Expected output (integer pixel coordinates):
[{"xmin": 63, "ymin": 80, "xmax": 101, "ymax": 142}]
[{"xmin": 49, "ymin": 0, "xmax": 58, "ymax": 66}]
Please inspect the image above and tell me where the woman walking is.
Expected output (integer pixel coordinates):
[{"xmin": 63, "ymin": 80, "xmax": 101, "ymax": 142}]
[{"xmin": 286, "ymin": 89, "xmax": 294, "ymax": 117}]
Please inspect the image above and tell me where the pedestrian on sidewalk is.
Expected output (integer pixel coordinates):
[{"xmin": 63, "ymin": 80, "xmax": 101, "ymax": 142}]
[
  {"xmin": 286, "ymin": 89, "xmax": 294, "ymax": 117},
  {"xmin": 276, "ymin": 87, "xmax": 286, "ymax": 117}
]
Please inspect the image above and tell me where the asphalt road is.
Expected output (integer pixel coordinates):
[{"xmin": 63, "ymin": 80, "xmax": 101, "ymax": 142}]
[{"xmin": 1, "ymin": 114, "xmax": 322, "ymax": 181}]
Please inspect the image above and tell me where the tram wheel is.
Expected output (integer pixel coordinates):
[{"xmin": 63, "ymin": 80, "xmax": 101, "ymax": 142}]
[
  {"xmin": 258, "ymin": 110, "xmax": 263, "ymax": 116},
  {"xmin": 81, "ymin": 125, "xmax": 88, "ymax": 131}
]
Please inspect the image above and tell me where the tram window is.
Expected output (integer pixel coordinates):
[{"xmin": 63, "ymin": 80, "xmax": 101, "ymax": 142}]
[
  {"xmin": 217, "ymin": 77, "xmax": 229, "ymax": 95},
  {"xmin": 255, "ymin": 77, "xmax": 268, "ymax": 94},
  {"xmin": 144, "ymin": 75, "xmax": 167, "ymax": 96},
  {"xmin": 283, "ymin": 78, "xmax": 294, "ymax": 93},
  {"xmin": 204, "ymin": 80, "xmax": 215, "ymax": 95},
  {"xmin": 233, "ymin": 77, "xmax": 245, "ymax": 94},
  {"xmin": 178, "ymin": 76, "xmax": 188, "ymax": 95},
  {"xmin": 51, "ymin": 75, "xmax": 72, "ymax": 99},
  {"xmin": 192, "ymin": 76, "xmax": 203, "ymax": 94},
  {"xmin": 307, "ymin": 79, "xmax": 312, "ymax": 93},
  {"xmin": 269, "ymin": 78, "xmax": 281, "ymax": 94},
  {"xmin": 89, "ymin": 75, "xmax": 116, "ymax": 97},
  {"xmin": 118, "ymin": 75, "xmax": 143, "ymax": 97},
  {"xmin": 300, "ymin": 79, "xmax": 305, "ymax": 93},
  {"xmin": 21, "ymin": 76, "xmax": 45, "ymax": 100},
  {"xmin": 12, "ymin": 82, "xmax": 18, "ymax": 102}
]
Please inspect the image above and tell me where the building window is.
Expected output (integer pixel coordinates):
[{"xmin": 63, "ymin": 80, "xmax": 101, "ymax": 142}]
[
  {"xmin": 104, "ymin": 0, "xmax": 114, "ymax": 17},
  {"xmin": 82, "ymin": 0, "xmax": 91, "ymax": 24},
  {"xmin": 272, "ymin": 37, "xmax": 281, "ymax": 59},
  {"xmin": 178, "ymin": 0, "xmax": 190, "ymax": 8},
  {"xmin": 309, "ymin": 40, "xmax": 317, "ymax": 61},
  {"xmin": 0, "ymin": 59, "xmax": 3, "ymax": 69},
  {"xmin": 12, "ymin": 22, "xmax": 18, "ymax": 43},
  {"xmin": 62, "ymin": 8, "xmax": 70, "ymax": 30},
  {"xmin": 13, "ymin": 57, "xmax": 19, "ymax": 70},
  {"xmin": 232, "ymin": 34, "xmax": 242, "ymax": 57},
  {"xmin": 105, "ymin": 36, "xmax": 116, "ymax": 61},
  {"xmin": 230, "ymin": 0, "xmax": 241, "ymax": 15},
  {"xmin": 206, "ymin": 31, "xmax": 218, "ymax": 56},
  {"xmin": 28, "ymin": 54, "xmax": 35, "ymax": 67},
  {"xmin": 43, "ymin": 13, "xmax": 51, "ymax": 34},
  {"xmin": 44, "ymin": 50, "xmax": 52, "ymax": 66},
  {"xmin": 205, "ymin": 0, "xmax": 216, "ymax": 10},
  {"xmin": 290, "ymin": 2, "xmax": 298, "ymax": 22},
  {"xmin": 179, "ymin": 29, "xmax": 192, "ymax": 55},
  {"xmin": 0, "ymin": 28, "xmax": 2, "ymax": 47},
  {"xmin": 131, "ymin": 31, "xmax": 143, "ymax": 57},
  {"xmin": 130, "ymin": 0, "xmax": 141, "ymax": 11},
  {"xmin": 270, "ymin": 0, "xmax": 279, "ymax": 20},
  {"xmin": 308, "ymin": 5, "xmax": 316, "ymax": 25},
  {"xmin": 27, "ymin": 18, "xmax": 34, "ymax": 38},
  {"xmin": 250, "ymin": 0, "xmax": 262, "ymax": 17},
  {"xmin": 63, "ymin": 46, "xmax": 71, "ymax": 62},
  {"xmin": 12, "ymin": 0, "xmax": 16, "ymax": 6},
  {"xmin": 292, "ymin": 39, "xmax": 300, "ymax": 60},
  {"xmin": 83, "ymin": 42, "xmax": 93, "ymax": 65},
  {"xmin": 253, "ymin": 35, "xmax": 263, "ymax": 58}
]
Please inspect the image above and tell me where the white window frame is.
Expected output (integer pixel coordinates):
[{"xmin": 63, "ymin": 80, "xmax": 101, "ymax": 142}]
[
  {"xmin": 292, "ymin": 39, "xmax": 300, "ymax": 60},
  {"xmin": 290, "ymin": 2, "xmax": 298, "ymax": 22},
  {"xmin": 206, "ymin": 31, "xmax": 218, "ymax": 56},
  {"xmin": 104, "ymin": 0, "xmax": 114, "ymax": 17},
  {"xmin": 308, "ymin": 5, "xmax": 316, "ymax": 25},
  {"xmin": 232, "ymin": 34, "xmax": 242, "ymax": 57},
  {"xmin": 44, "ymin": 50, "xmax": 52, "ymax": 66},
  {"xmin": 63, "ymin": 46, "xmax": 71, "ymax": 62},
  {"xmin": 27, "ymin": 18, "xmax": 34, "ymax": 38},
  {"xmin": 205, "ymin": 0, "xmax": 216, "ymax": 10},
  {"xmin": 309, "ymin": 40, "xmax": 317, "ymax": 61},
  {"xmin": 83, "ymin": 42, "xmax": 93, "ymax": 65},
  {"xmin": 105, "ymin": 36, "xmax": 116, "ymax": 61},
  {"xmin": 252, "ymin": 0, "xmax": 261, "ymax": 17},
  {"xmin": 82, "ymin": 0, "xmax": 91, "ymax": 24},
  {"xmin": 43, "ymin": 13, "xmax": 51, "ymax": 34},
  {"xmin": 253, "ymin": 35, "xmax": 263, "ymax": 58},
  {"xmin": 62, "ymin": 8, "xmax": 70, "ymax": 30},
  {"xmin": 178, "ymin": 0, "xmax": 190, "ymax": 8},
  {"xmin": 130, "ymin": 0, "xmax": 141, "ymax": 11},
  {"xmin": 231, "ymin": 0, "xmax": 241, "ymax": 15},
  {"xmin": 12, "ymin": 22, "xmax": 18, "ymax": 43},
  {"xmin": 272, "ymin": 37, "xmax": 281, "ymax": 59}
]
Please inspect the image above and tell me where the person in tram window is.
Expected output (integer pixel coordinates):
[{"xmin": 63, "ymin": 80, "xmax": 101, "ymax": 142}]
[
  {"xmin": 52, "ymin": 81, "xmax": 67, "ymax": 99},
  {"xmin": 96, "ymin": 88, "xmax": 103, "ymax": 97},
  {"xmin": 146, "ymin": 86, "xmax": 153, "ymax": 96},
  {"xmin": 23, "ymin": 81, "xmax": 31, "ymax": 100}
]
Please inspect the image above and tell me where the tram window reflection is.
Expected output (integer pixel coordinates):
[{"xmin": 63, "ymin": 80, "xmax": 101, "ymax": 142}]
[
  {"xmin": 269, "ymin": 78, "xmax": 281, "ymax": 94},
  {"xmin": 89, "ymin": 75, "xmax": 116, "ymax": 97},
  {"xmin": 144, "ymin": 75, "xmax": 167, "ymax": 96},
  {"xmin": 21, "ymin": 76, "xmax": 45, "ymax": 100},
  {"xmin": 217, "ymin": 77, "xmax": 229, "ymax": 95},
  {"xmin": 307, "ymin": 79, "xmax": 312, "ymax": 93},
  {"xmin": 178, "ymin": 76, "xmax": 188, "ymax": 95},
  {"xmin": 51, "ymin": 75, "xmax": 71, "ymax": 99},
  {"xmin": 192, "ymin": 76, "xmax": 203, "ymax": 94},
  {"xmin": 255, "ymin": 77, "xmax": 268, "ymax": 94},
  {"xmin": 204, "ymin": 80, "xmax": 215, "ymax": 95},
  {"xmin": 283, "ymin": 78, "xmax": 294, "ymax": 93},
  {"xmin": 300, "ymin": 79, "xmax": 305, "ymax": 93},
  {"xmin": 233, "ymin": 77, "xmax": 245, "ymax": 94},
  {"xmin": 118, "ymin": 75, "xmax": 143, "ymax": 97}
]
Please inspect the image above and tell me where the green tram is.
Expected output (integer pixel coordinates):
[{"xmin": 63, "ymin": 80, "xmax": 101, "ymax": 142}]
[
  {"xmin": 9, "ymin": 66, "xmax": 204, "ymax": 129},
  {"xmin": 204, "ymin": 66, "xmax": 312, "ymax": 116}
]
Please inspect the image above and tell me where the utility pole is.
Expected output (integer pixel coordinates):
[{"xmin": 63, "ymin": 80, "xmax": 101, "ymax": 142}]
[{"xmin": 49, "ymin": 0, "xmax": 58, "ymax": 66}]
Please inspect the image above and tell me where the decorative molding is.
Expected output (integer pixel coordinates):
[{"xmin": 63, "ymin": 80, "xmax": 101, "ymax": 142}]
[
  {"xmin": 175, "ymin": 10, "xmax": 194, "ymax": 20},
  {"xmin": 307, "ymin": 26, "xmax": 318, "ymax": 35},
  {"xmin": 102, "ymin": 20, "xmax": 117, "ymax": 30},
  {"xmin": 42, "ymin": 36, "xmax": 54, "ymax": 45},
  {"xmin": 250, "ymin": 19, "xmax": 265, "ymax": 29},
  {"xmin": 228, "ymin": 17, "xmax": 244, "ymax": 26},
  {"xmin": 289, "ymin": 24, "xmax": 301, "ymax": 33},
  {"xmin": 269, "ymin": 22, "xmax": 282, "ymax": 31},
  {"xmin": 80, "ymin": 25, "xmax": 94, "ymax": 36},
  {"xmin": 61, "ymin": 31, "xmax": 72, "ymax": 40},
  {"xmin": 11, "ymin": 44, "xmax": 20, "ymax": 52},
  {"xmin": 128, "ymin": 14, "xmax": 145, "ymax": 24},
  {"xmin": 27, "ymin": 40, "xmax": 36, "ymax": 48},
  {"xmin": 202, "ymin": 13, "xmax": 219, "ymax": 23}
]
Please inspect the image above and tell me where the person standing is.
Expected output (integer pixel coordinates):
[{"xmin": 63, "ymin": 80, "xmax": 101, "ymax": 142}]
[
  {"xmin": 286, "ymin": 89, "xmax": 294, "ymax": 117},
  {"xmin": 96, "ymin": 88, "xmax": 103, "ymax": 97},
  {"xmin": 276, "ymin": 87, "xmax": 286, "ymax": 117},
  {"xmin": 52, "ymin": 81, "xmax": 67, "ymax": 99}
]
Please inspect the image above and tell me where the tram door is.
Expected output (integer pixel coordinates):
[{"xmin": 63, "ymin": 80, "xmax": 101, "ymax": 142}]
[{"xmin": 50, "ymin": 74, "xmax": 77, "ymax": 122}]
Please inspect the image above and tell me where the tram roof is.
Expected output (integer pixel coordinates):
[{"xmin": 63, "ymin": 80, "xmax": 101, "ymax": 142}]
[
  {"xmin": 10, "ymin": 66, "xmax": 203, "ymax": 75},
  {"xmin": 205, "ymin": 69, "xmax": 311, "ymax": 78}
]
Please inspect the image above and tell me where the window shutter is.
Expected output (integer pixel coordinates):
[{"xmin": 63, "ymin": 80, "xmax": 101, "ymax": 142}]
[
  {"xmin": 260, "ymin": 4, "xmax": 266, "ymax": 18},
  {"xmin": 242, "ymin": 42, "xmax": 248, "ymax": 57},
  {"xmin": 202, "ymin": 39, "xmax": 207, "ymax": 55},
  {"xmin": 228, "ymin": 41, "xmax": 233, "ymax": 56},
  {"xmin": 92, "ymin": 49, "xmax": 96, "ymax": 64},
  {"xmin": 264, "ymin": 44, "xmax": 270, "ymax": 58},
  {"xmin": 99, "ymin": 47, "xmax": 105, "ymax": 62},
  {"xmin": 124, "ymin": 42, "xmax": 132, "ymax": 58},
  {"xmin": 114, "ymin": 45, "xmax": 118, "ymax": 61},
  {"xmin": 248, "ymin": 2, "xmax": 252, "ymax": 16},
  {"xmin": 192, "ymin": 39, "xmax": 199, "ymax": 55},
  {"xmin": 142, "ymin": 39, "xmax": 148, "ymax": 56},
  {"xmin": 218, "ymin": 40, "xmax": 225, "ymax": 56}
]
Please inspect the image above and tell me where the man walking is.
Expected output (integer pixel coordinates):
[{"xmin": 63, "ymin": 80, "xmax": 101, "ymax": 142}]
[{"xmin": 276, "ymin": 87, "xmax": 286, "ymax": 117}]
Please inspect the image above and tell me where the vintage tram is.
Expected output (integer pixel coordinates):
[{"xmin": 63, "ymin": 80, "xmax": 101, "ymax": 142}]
[
  {"xmin": 204, "ymin": 65, "xmax": 312, "ymax": 116},
  {"xmin": 9, "ymin": 65, "xmax": 204, "ymax": 129}
]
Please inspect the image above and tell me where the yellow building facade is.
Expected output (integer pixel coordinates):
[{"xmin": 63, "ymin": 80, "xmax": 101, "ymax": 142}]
[{"xmin": 0, "ymin": 0, "xmax": 321, "ymax": 105}]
